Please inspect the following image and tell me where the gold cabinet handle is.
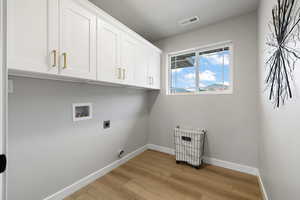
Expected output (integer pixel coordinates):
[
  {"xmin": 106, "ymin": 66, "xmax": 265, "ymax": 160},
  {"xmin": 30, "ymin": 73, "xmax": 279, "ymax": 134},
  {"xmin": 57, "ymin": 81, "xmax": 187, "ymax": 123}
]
[
  {"xmin": 122, "ymin": 69, "xmax": 126, "ymax": 80},
  {"xmin": 52, "ymin": 50, "xmax": 57, "ymax": 67},
  {"xmin": 149, "ymin": 76, "xmax": 153, "ymax": 85},
  {"xmin": 117, "ymin": 68, "xmax": 122, "ymax": 79},
  {"xmin": 62, "ymin": 53, "xmax": 67, "ymax": 69}
]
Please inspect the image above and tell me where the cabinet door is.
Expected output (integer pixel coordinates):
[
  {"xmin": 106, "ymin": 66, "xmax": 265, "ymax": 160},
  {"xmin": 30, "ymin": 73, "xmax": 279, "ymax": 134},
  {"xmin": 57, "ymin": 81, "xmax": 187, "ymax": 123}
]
[
  {"xmin": 120, "ymin": 33, "xmax": 138, "ymax": 84},
  {"xmin": 148, "ymin": 50, "xmax": 161, "ymax": 89},
  {"xmin": 7, "ymin": 0, "xmax": 59, "ymax": 74},
  {"xmin": 134, "ymin": 44, "xmax": 148, "ymax": 87},
  {"xmin": 97, "ymin": 20, "xmax": 121, "ymax": 83},
  {"xmin": 60, "ymin": 0, "xmax": 96, "ymax": 80}
]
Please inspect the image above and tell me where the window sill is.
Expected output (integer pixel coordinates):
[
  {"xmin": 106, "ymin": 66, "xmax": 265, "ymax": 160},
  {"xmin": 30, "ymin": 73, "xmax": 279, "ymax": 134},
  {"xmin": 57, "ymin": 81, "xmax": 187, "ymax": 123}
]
[{"xmin": 166, "ymin": 90, "xmax": 233, "ymax": 96}]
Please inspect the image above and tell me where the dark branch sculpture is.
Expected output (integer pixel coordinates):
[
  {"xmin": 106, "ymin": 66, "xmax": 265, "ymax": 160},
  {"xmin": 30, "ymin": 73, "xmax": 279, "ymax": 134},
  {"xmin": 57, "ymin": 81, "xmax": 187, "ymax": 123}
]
[{"xmin": 266, "ymin": 0, "xmax": 300, "ymax": 107}]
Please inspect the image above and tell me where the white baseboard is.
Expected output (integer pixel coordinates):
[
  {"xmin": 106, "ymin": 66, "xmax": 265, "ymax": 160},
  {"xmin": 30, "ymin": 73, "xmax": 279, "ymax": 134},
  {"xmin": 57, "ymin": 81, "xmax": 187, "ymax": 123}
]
[
  {"xmin": 147, "ymin": 144, "xmax": 259, "ymax": 176},
  {"xmin": 202, "ymin": 157, "xmax": 259, "ymax": 176},
  {"xmin": 43, "ymin": 145, "xmax": 148, "ymax": 200},
  {"xmin": 147, "ymin": 144, "xmax": 175, "ymax": 155},
  {"xmin": 258, "ymin": 172, "xmax": 269, "ymax": 200}
]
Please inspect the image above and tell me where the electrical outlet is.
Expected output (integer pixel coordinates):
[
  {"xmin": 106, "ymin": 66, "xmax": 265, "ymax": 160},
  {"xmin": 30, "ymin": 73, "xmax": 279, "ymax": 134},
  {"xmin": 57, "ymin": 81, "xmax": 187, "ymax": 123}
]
[
  {"xmin": 103, "ymin": 120, "xmax": 110, "ymax": 129},
  {"xmin": 118, "ymin": 150, "xmax": 125, "ymax": 158}
]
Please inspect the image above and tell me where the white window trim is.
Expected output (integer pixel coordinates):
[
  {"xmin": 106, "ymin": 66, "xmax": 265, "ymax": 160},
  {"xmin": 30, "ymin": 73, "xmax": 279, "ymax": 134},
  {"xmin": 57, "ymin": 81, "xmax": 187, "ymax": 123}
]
[{"xmin": 166, "ymin": 41, "xmax": 234, "ymax": 95}]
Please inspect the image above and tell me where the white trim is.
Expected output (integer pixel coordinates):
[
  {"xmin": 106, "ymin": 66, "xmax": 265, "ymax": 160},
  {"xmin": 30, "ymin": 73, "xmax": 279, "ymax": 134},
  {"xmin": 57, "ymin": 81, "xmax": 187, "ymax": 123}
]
[
  {"xmin": 72, "ymin": 103, "xmax": 93, "ymax": 122},
  {"xmin": 258, "ymin": 172, "xmax": 269, "ymax": 200},
  {"xmin": 202, "ymin": 157, "xmax": 258, "ymax": 176},
  {"xmin": 0, "ymin": 0, "xmax": 6, "ymax": 199},
  {"xmin": 43, "ymin": 145, "xmax": 148, "ymax": 200},
  {"xmin": 0, "ymin": 0, "xmax": 3, "ymax": 198},
  {"xmin": 147, "ymin": 144, "xmax": 175, "ymax": 155},
  {"xmin": 166, "ymin": 91, "xmax": 233, "ymax": 96},
  {"xmin": 168, "ymin": 40, "xmax": 233, "ymax": 56},
  {"xmin": 0, "ymin": 0, "xmax": 3, "ymax": 152},
  {"xmin": 8, "ymin": 69, "xmax": 160, "ymax": 91},
  {"xmin": 147, "ymin": 144, "xmax": 258, "ymax": 176}
]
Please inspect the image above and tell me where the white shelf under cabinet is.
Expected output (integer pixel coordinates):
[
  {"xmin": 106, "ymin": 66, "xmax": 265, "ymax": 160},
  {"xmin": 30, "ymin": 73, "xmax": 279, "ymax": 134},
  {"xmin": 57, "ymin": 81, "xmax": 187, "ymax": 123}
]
[{"xmin": 8, "ymin": 68, "xmax": 160, "ymax": 90}]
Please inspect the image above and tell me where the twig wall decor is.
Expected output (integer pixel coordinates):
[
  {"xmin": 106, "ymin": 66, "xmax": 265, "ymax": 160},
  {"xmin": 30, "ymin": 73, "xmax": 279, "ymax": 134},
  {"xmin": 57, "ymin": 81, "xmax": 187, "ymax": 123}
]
[{"xmin": 266, "ymin": 0, "xmax": 300, "ymax": 108}]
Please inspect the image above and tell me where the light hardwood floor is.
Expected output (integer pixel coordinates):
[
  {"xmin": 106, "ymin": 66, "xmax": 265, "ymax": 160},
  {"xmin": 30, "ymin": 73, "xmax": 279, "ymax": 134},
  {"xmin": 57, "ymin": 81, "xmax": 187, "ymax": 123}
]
[{"xmin": 65, "ymin": 150, "xmax": 262, "ymax": 200}]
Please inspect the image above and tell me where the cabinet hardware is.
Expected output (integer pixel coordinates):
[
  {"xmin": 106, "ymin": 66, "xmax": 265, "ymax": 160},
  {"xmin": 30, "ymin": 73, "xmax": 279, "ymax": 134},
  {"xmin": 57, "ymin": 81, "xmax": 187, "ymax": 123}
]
[
  {"xmin": 62, "ymin": 53, "xmax": 67, "ymax": 69},
  {"xmin": 51, "ymin": 50, "xmax": 57, "ymax": 67},
  {"xmin": 122, "ymin": 69, "xmax": 126, "ymax": 80},
  {"xmin": 149, "ymin": 76, "xmax": 153, "ymax": 85},
  {"xmin": 117, "ymin": 68, "xmax": 122, "ymax": 79}
]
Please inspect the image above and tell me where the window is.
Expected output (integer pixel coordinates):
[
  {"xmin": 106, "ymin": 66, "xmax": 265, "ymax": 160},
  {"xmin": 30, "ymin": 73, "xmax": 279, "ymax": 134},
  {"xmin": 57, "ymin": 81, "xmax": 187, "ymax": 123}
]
[{"xmin": 168, "ymin": 42, "xmax": 233, "ymax": 95}]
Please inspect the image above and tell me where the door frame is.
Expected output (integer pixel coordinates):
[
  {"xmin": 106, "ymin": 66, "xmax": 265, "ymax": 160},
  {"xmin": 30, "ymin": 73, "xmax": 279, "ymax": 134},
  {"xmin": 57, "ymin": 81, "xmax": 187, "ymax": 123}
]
[{"xmin": 0, "ymin": 0, "xmax": 7, "ymax": 199}]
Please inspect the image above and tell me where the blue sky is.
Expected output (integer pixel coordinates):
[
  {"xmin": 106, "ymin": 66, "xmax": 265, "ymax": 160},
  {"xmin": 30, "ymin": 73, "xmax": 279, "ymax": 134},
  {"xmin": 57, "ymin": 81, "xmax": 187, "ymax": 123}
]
[{"xmin": 171, "ymin": 51, "xmax": 230, "ymax": 91}]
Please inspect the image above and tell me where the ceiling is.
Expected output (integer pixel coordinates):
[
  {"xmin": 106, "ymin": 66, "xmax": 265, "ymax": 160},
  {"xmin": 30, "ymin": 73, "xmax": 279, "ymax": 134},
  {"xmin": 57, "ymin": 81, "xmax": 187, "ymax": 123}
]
[{"xmin": 89, "ymin": 0, "xmax": 259, "ymax": 42}]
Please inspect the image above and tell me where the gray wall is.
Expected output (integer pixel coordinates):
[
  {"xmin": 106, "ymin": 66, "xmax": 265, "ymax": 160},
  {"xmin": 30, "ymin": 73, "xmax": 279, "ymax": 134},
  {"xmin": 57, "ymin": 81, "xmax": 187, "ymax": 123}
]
[
  {"xmin": 258, "ymin": 0, "xmax": 300, "ymax": 199},
  {"xmin": 148, "ymin": 12, "xmax": 259, "ymax": 167},
  {"xmin": 8, "ymin": 77, "xmax": 149, "ymax": 200}
]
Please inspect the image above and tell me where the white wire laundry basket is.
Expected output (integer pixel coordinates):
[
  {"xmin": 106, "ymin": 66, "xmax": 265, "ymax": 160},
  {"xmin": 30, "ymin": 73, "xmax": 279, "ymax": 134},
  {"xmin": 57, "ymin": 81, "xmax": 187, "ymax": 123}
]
[{"xmin": 174, "ymin": 126, "xmax": 206, "ymax": 169}]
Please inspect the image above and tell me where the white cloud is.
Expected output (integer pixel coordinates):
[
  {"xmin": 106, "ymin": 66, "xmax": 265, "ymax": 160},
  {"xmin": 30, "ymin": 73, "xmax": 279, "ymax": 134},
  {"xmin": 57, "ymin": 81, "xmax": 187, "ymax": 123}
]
[
  {"xmin": 184, "ymin": 73, "xmax": 195, "ymax": 79},
  {"xmin": 216, "ymin": 81, "xmax": 230, "ymax": 86},
  {"xmin": 184, "ymin": 70, "xmax": 217, "ymax": 82},
  {"xmin": 199, "ymin": 70, "xmax": 216, "ymax": 81},
  {"xmin": 202, "ymin": 54, "xmax": 229, "ymax": 66},
  {"xmin": 173, "ymin": 68, "xmax": 183, "ymax": 72},
  {"xmin": 199, "ymin": 83, "xmax": 206, "ymax": 88}
]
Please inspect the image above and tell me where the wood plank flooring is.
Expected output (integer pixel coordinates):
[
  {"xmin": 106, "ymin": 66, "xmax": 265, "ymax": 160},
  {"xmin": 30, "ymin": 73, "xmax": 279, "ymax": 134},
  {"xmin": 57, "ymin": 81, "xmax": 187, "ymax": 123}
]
[{"xmin": 65, "ymin": 150, "xmax": 262, "ymax": 200}]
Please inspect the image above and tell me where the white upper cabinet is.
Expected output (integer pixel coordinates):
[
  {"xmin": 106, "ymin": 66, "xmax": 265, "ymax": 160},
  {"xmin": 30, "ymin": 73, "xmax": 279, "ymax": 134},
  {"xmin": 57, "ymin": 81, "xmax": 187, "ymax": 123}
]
[
  {"xmin": 148, "ymin": 50, "xmax": 161, "ymax": 89},
  {"xmin": 7, "ymin": 0, "xmax": 161, "ymax": 89},
  {"xmin": 134, "ymin": 44, "xmax": 148, "ymax": 87},
  {"xmin": 120, "ymin": 33, "xmax": 138, "ymax": 84},
  {"xmin": 97, "ymin": 19, "xmax": 121, "ymax": 83},
  {"xmin": 60, "ymin": 0, "xmax": 97, "ymax": 80},
  {"xmin": 7, "ymin": 0, "xmax": 59, "ymax": 74}
]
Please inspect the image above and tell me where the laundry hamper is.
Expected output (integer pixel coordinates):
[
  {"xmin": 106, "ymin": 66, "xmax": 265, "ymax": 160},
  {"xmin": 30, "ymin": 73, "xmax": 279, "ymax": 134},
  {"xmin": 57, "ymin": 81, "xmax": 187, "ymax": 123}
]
[{"xmin": 174, "ymin": 126, "xmax": 206, "ymax": 169}]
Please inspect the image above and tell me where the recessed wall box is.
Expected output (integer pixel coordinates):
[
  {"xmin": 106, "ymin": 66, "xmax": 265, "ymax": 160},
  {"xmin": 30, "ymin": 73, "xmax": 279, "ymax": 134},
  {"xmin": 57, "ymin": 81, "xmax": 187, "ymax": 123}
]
[
  {"xmin": 72, "ymin": 103, "xmax": 92, "ymax": 122},
  {"xmin": 103, "ymin": 120, "xmax": 110, "ymax": 129}
]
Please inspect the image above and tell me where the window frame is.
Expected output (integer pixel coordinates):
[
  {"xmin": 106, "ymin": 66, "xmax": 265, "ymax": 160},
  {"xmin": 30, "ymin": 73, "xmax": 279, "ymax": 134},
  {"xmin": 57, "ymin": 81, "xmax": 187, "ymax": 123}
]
[{"xmin": 166, "ymin": 41, "xmax": 234, "ymax": 95}]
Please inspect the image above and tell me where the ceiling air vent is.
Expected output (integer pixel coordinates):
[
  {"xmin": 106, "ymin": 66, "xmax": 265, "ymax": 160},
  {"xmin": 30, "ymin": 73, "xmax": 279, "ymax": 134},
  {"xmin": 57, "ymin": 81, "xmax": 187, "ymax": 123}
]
[{"xmin": 179, "ymin": 16, "xmax": 200, "ymax": 26}]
